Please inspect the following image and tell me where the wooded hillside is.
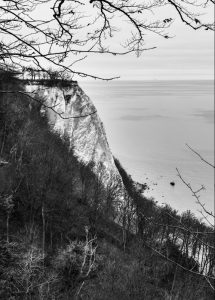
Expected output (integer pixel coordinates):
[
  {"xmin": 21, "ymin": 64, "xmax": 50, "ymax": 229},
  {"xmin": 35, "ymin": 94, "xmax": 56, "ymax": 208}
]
[{"xmin": 0, "ymin": 71, "xmax": 214, "ymax": 299}]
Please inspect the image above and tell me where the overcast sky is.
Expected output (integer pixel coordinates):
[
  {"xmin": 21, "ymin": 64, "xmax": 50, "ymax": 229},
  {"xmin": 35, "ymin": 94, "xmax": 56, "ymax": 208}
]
[
  {"xmin": 29, "ymin": 1, "xmax": 214, "ymax": 81},
  {"xmin": 77, "ymin": 11, "xmax": 214, "ymax": 81}
]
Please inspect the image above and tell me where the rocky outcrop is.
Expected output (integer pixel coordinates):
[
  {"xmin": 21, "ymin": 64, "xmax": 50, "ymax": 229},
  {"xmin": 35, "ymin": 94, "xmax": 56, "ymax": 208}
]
[{"xmin": 25, "ymin": 81, "xmax": 125, "ymax": 203}]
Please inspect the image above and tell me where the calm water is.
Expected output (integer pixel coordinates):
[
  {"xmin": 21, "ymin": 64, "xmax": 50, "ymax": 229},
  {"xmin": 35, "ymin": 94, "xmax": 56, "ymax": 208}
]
[{"xmin": 80, "ymin": 80, "xmax": 214, "ymax": 220}]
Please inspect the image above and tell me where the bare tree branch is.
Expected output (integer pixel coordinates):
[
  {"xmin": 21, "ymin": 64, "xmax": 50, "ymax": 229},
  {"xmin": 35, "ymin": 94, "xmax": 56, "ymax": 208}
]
[
  {"xmin": 186, "ymin": 143, "xmax": 215, "ymax": 169},
  {"xmin": 143, "ymin": 213, "xmax": 215, "ymax": 250},
  {"xmin": 143, "ymin": 239, "xmax": 215, "ymax": 281},
  {"xmin": 0, "ymin": 0, "xmax": 213, "ymax": 79},
  {"xmin": 0, "ymin": 90, "xmax": 97, "ymax": 119},
  {"xmin": 176, "ymin": 168, "xmax": 215, "ymax": 225}
]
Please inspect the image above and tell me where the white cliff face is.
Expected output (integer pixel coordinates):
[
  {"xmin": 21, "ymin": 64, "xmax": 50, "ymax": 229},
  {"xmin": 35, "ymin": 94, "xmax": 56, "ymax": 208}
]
[{"xmin": 25, "ymin": 82, "xmax": 124, "ymax": 194}]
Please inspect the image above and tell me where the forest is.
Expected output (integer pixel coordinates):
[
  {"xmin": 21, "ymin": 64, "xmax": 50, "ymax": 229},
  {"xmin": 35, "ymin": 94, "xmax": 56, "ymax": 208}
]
[{"xmin": 0, "ymin": 69, "xmax": 214, "ymax": 299}]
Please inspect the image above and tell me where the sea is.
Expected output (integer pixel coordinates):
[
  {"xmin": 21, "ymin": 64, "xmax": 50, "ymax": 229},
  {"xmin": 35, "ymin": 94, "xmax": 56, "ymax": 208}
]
[{"xmin": 80, "ymin": 80, "xmax": 214, "ymax": 221}]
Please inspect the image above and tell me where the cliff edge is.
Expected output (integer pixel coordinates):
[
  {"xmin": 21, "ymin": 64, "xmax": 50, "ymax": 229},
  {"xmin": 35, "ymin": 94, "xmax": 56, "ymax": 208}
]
[{"xmin": 25, "ymin": 81, "xmax": 125, "ymax": 206}]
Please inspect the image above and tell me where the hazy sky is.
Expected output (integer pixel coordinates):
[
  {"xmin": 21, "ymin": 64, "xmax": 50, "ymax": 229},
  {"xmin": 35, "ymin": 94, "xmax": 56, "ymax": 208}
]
[
  {"xmin": 16, "ymin": 1, "xmax": 214, "ymax": 81},
  {"xmin": 77, "ymin": 9, "xmax": 214, "ymax": 81}
]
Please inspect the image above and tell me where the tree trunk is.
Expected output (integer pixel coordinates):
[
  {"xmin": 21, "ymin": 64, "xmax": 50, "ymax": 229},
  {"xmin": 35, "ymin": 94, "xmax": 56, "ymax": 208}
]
[
  {"xmin": 42, "ymin": 202, "xmax": 45, "ymax": 260},
  {"xmin": 6, "ymin": 213, "xmax": 9, "ymax": 243}
]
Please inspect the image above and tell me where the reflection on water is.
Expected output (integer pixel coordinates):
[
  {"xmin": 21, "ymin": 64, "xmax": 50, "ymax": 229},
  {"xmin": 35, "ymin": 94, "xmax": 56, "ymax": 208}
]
[
  {"xmin": 80, "ymin": 80, "xmax": 214, "ymax": 220},
  {"xmin": 192, "ymin": 110, "xmax": 214, "ymax": 123}
]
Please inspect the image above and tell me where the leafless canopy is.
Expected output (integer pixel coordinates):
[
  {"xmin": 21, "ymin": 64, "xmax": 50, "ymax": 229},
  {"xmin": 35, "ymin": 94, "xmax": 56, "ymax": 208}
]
[{"xmin": 0, "ymin": 0, "xmax": 214, "ymax": 79}]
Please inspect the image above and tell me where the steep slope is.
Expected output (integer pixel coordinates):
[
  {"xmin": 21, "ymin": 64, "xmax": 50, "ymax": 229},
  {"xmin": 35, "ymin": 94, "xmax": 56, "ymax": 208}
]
[
  {"xmin": 25, "ymin": 81, "xmax": 125, "ymax": 213},
  {"xmin": 26, "ymin": 82, "xmax": 119, "ymax": 174},
  {"xmin": 1, "ymin": 73, "xmax": 214, "ymax": 300}
]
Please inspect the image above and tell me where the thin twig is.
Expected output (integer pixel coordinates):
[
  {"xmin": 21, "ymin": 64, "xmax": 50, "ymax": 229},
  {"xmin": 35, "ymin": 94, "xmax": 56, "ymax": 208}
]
[
  {"xmin": 186, "ymin": 144, "xmax": 215, "ymax": 168},
  {"xmin": 176, "ymin": 168, "xmax": 215, "ymax": 222}
]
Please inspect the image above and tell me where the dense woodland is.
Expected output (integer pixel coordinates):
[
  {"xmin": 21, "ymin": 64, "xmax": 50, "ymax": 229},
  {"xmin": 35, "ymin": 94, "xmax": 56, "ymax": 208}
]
[{"xmin": 0, "ymin": 70, "xmax": 214, "ymax": 299}]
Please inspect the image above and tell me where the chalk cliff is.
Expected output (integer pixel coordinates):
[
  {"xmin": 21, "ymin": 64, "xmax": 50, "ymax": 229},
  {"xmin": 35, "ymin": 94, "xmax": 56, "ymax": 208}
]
[{"xmin": 25, "ymin": 81, "xmax": 124, "ymax": 204}]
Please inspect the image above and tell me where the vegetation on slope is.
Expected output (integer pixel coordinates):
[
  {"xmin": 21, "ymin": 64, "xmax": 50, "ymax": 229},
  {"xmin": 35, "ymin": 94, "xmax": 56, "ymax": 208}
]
[{"xmin": 0, "ymin": 70, "xmax": 214, "ymax": 299}]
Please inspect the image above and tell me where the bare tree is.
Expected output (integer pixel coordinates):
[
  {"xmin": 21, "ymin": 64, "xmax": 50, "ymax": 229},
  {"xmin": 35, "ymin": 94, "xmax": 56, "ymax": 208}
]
[
  {"xmin": 177, "ymin": 144, "xmax": 214, "ymax": 227},
  {"xmin": 0, "ymin": 0, "xmax": 214, "ymax": 79}
]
